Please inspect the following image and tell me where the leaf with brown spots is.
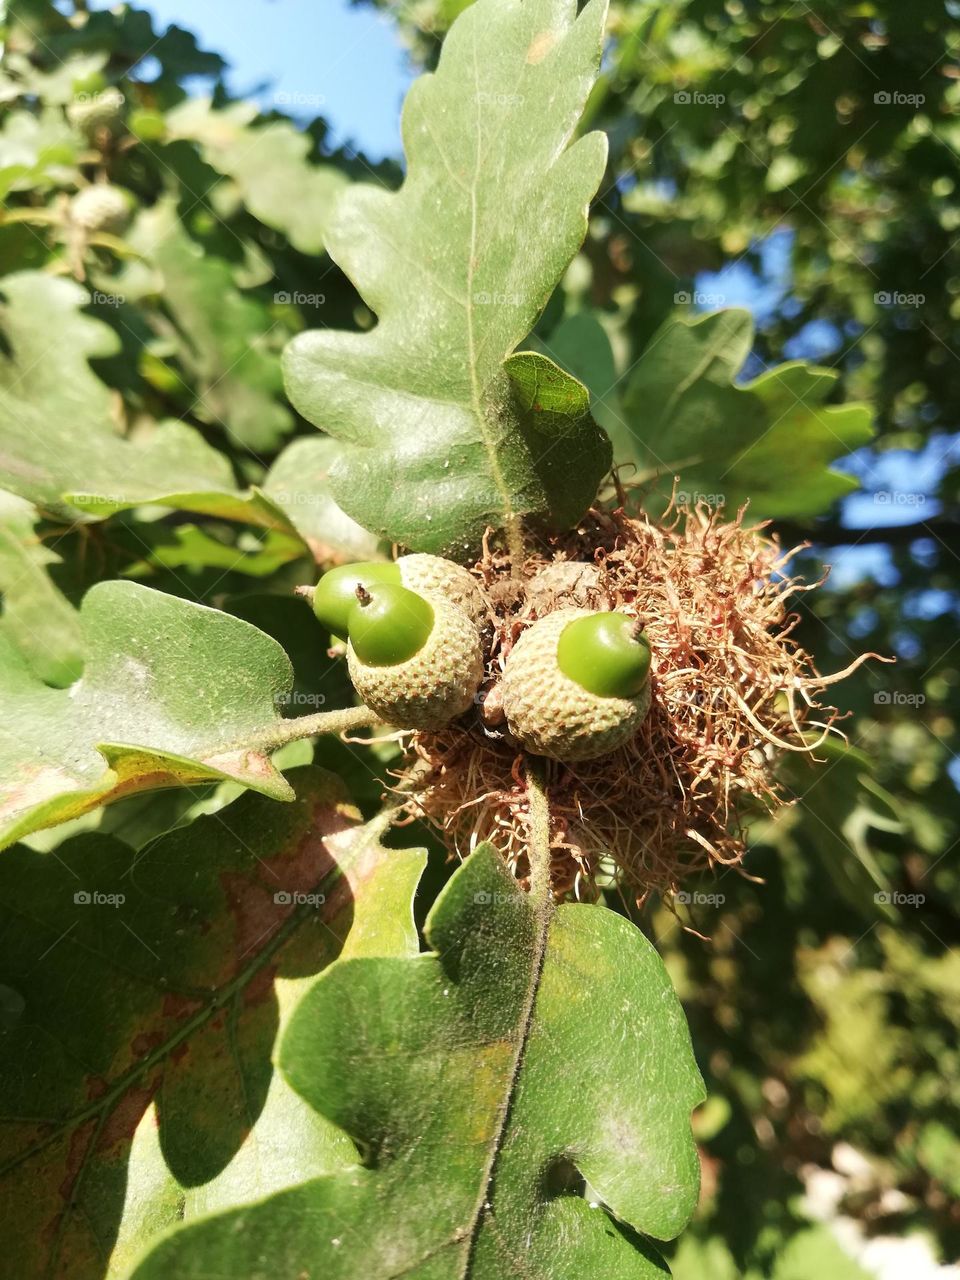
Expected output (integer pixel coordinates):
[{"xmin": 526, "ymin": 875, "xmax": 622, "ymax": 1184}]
[
  {"xmin": 0, "ymin": 766, "xmax": 426, "ymax": 1280},
  {"xmin": 130, "ymin": 845, "xmax": 703, "ymax": 1280}
]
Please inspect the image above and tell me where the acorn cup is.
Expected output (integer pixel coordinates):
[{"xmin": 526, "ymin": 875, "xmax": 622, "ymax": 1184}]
[
  {"xmin": 344, "ymin": 581, "xmax": 484, "ymax": 731},
  {"xmin": 500, "ymin": 609, "xmax": 652, "ymax": 762}
]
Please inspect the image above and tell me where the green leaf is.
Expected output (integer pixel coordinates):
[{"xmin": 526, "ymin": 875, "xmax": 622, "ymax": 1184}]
[
  {"xmin": 0, "ymin": 273, "xmax": 302, "ymax": 532},
  {"xmin": 616, "ymin": 309, "xmax": 874, "ymax": 519},
  {"xmin": 771, "ymin": 1226, "xmax": 873, "ymax": 1280},
  {"xmin": 0, "ymin": 768, "xmax": 426, "ymax": 1280},
  {"xmin": 0, "ymin": 489, "xmax": 83, "ymax": 686},
  {"xmin": 0, "ymin": 579, "xmax": 304, "ymax": 850},
  {"xmin": 128, "ymin": 202, "xmax": 293, "ymax": 452},
  {"xmin": 131, "ymin": 845, "xmax": 704, "ymax": 1278},
  {"xmin": 168, "ymin": 99, "xmax": 350, "ymax": 254},
  {"xmin": 0, "ymin": 107, "xmax": 79, "ymax": 197},
  {"xmin": 264, "ymin": 437, "xmax": 384, "ymax": 562},
  {"xmin": 283, "ymin": 0, "xmax": 612, "ymax": 560},
  {"xmin": 783, "ymin": 738, "xmax": 901, "ymax": 922},
  {"xmin": 670, "ymin": 1226, "xmax": 873, "ymax": 1280},
  {"xmin": 122, "ymin": 522, "xmax": 308, "ymax": 579},
  {"xmin": 530, "ymin": 310, "xmax": 625, "ymax": 443}
]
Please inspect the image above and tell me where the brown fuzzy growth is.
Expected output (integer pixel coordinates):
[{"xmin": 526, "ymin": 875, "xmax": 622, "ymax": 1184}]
[{"xmin": 389, "ymin": 500, "xmax": 875, "ymax": 903}]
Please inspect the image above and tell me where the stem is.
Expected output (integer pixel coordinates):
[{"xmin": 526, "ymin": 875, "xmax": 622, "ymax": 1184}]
[
  {"xmin": 463, "ymin": 755, "xmax": 554, "ymax": 1269},
  {"xmin": 248, "ymin": 704, "xmax": 383, "ymax": 753},
  {"xmin": 505, "ymin": 517, "xmax": 528, "ymax": 575},
  {"xmin": 524, "ymin": 757, "xmax": 553, "ymax": 905}
]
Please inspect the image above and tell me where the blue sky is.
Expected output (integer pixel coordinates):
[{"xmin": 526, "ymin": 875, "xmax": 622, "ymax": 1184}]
[{"xmin": 104, "ymin": 0, "xmax": 413, "ymax": 159}]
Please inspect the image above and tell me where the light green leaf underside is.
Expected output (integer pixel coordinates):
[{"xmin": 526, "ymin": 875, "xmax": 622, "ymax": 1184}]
[
  {"xmin": 126, "ymin": 201, "xmax": 292, "ymax": 452},
  {"xmin": 0, "ymin": 769, "xmax": 426, "ymax": 1280},
  {"xmin": 0, "ymin": 107, "xmax": 81, "ymax": 196},
  {"xmin": 283, "ymin": 0, "xmax": 613, "ymax": 560},
  {"xmin": 612, "ymin": 309, "xmax": 874, "ymax": 519},
  {"xmin": 0, "ymin": 488, "xmax": 83, "ymax": 686},
  {"xmin": 0, "ymin": 579, "xmax": 301, "ymax": 851},
  {"xmin": 131, "ymin": 846, "xmax": 704, "ymax": 1279},
  {"xmin": 0, "ymin": 272, "xmax": 301, "ymax": 531},
  {"xmin": 263, "ymin": 437, "xmax": 385, "ymax": 562},
  {"xmin": 528, "ymin": 310, "xmax": 624, "ymax": 442},
  {"xmin": 167, "ymin": 98, "xmax": 350, "ymax": 254}
]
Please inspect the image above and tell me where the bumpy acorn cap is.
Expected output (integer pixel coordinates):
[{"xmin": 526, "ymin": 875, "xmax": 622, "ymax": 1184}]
[
  {"xmin": 501, "ymin": 608, "xmax": 652, "ymax": 762},
  {"xmin": 70, "ymin": 184, "xmax": 132, "ymax": 234},
  {"xmin": 397, "ymin": 554, "xmax": 486, "ymax": 626},
  {"xmin": 347, "ymin": 599, "xmax": 484, "ymax": 730}
]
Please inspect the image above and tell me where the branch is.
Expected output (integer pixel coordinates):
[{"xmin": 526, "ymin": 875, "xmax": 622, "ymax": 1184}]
[{"xmin": 249, "ymin": 704, "xmax": 383, "ymax": 753}]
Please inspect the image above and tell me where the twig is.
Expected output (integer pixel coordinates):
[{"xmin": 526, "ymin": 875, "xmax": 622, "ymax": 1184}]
[{"xmin": 247, "ymin": 705, "xmax": 383, "ymax": 753}]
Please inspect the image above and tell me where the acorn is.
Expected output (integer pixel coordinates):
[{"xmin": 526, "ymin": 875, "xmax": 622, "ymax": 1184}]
[
  {"xmin": 397, "ymin": 553, "xmax": 486, "ymax": 626},
  {"xmin": 345, "ymin": 582, "xmax": 483, "ymax": 730},
  {"xmin": 501, "ymin": 609, "xmax": 652, "ymax": 762},
  {"xmin": 313, "ymin": 554, "xmax": 485, "ymax": 639},
  {"xmin": 67, "ymin": 87, "xmax": 125, "ymax": 139},
  {"xmin": 69, "ymin": 184, "xmax": 133, "ymax": 235}
]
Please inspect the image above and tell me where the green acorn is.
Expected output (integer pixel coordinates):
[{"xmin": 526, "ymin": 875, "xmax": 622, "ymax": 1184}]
[
  {"xmin": 67, "ymin": 87, "xmax": 125, "ymax": 139},
  {"xmin": 313, "ymin": 553, "xmax": 485, "ymax": 639},
  {"xmin": 312, "ymin": 561, "xmax": 399, "ymax": 639},
  {"xmin": 500, "ymin": 609, "xmax": 652, "ymax": 762},
  {"xmin": 345, "ymin": 582, "xmax": 483, "ymax": 730},
  {"xmin": 69, "ymin": 184, "xmax": 133, "ymax": 235}
]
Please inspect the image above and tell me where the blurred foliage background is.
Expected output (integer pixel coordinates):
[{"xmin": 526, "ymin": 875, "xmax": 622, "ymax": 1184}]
[{"xmin": 1, "ymin": 0, "xmax": 958, "ymax": 1275}]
